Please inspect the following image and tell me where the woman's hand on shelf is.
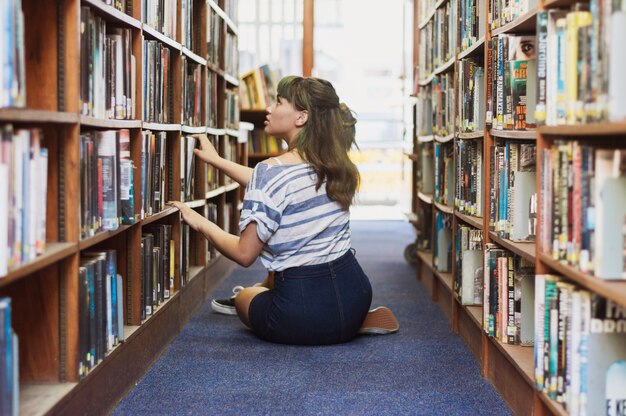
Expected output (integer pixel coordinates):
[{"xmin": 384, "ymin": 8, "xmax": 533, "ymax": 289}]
[{"xmin": 167, "ymin": 201, "xmax": 207, "ymax": 232}]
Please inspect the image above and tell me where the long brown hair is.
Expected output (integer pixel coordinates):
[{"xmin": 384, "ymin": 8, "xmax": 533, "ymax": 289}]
[{"xmin": 276, "ymin": 76, "xmax": 359, "ymax": 210}]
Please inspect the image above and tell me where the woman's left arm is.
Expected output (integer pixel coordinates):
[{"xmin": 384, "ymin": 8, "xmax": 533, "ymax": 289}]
[{"xmin": 168, "ymin": 201, "xmax": 265, "ymax": 267}]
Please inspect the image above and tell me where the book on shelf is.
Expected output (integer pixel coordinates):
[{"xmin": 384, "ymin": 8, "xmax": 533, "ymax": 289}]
[
  {"xmin": 434, "ymin": 211, "xmax": 452, "ymax": 273},
  {"xmin": 455, "ymin": 225, "xmax": 484, "ymax": 305},
  {"xmin": 240, "ymin": 64, "xmax": 281, "ymax": 110},
  {"xmin": 455, "ymin": 139, "xmax": 483, "ymax": 217},
  {"xmin": 1, "ymin": 126, "xmax": 48, "ymax": 275},
  {"xmin": 140, "ymin": 130, "xmax": 166, "ymax": 217},
  {"xmin": 206, "ymin": 5, "xmax": 222, "ymax": 66},
  {"xmin": 143, "ymin": 40, "xmax": 172, "ymax": 124},
  {"xmin": 142, "ymin": 0, "xmax": 177, "ymax": 39},
  {"xmin": 0, "ymin": 0, "xmax": 26, "ymax": 109},
  {"xmin": 0, "ymin": 297, "xmax": 18, "ymax": 416},
  {"xmin": 483, "ymin": 244, "xmax": 534, "ymax": 344},
  {"xmin": 182, "ymin": 57, "xmax": 203, "ymax": 127}
]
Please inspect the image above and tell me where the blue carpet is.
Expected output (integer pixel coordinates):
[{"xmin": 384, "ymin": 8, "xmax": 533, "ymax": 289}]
[{"xmin": 113, "ymin": 220, "xmax": 512, "ymax": 415}]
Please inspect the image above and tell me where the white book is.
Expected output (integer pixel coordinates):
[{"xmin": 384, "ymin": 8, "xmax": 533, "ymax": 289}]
[
  {"xmin": 37, "ymin": 148, "xmax": 48, "ymax": 255},
  {"xmin": 105, "ymin": 274, "xmax": 113, "ymax": 351},
  {"xmin": 512, "ymin": 171, "xmax": 536, "ymax": 241},
  {"xmin": 0, "ymin": 158, "xmax": 8, "ymax": 276},
  {"xmin": 534, "ymin": 274, "xmax": 546, "ymax": 390},
  {"xmin": 461, "ymin": 250, "xmax": 482, "ymax": 305},
  {"xmin": 116, "ymin": 273, "xmax": 124, "ymax": 342},
  {"xmin": 608, "ymin": 11, "xmax": 626, "ymax": 122},
  {"xmin": 594, "ymin": 149, "xmax": 626, "ymax": 279}
]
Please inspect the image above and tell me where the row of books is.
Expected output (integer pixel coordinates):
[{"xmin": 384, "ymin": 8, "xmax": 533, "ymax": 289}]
[
  {"xmin": 78, "ymin": 250, "xmax": 125, "ymax": 378},
  {"xmin": 248, "ymin": 129, "xmax": 282, "ymax": 155},
  {"xmin": 489, "ymin": 141, "xmax": 537, "ymax": 242},
  {"xmin": 416, "ymin": 141, "xmax": 434, "ymax": 196},
  {"xmin": 0, "ymin": 297, "xmax": 18, "ymax": 416},
  {"xmin": 205, "ymin": 135, "xmax": 219, "ymax": 192},
  {"xmin": 488, "ymin": 0, "xmax": 537, "ymax": 30},
  {"xmin": 180, "ymin": 0, "xmax": 198, "ymax": 53},
  {"xmin": 458, "ymin": 0, "xmax": 485, "ymax": 52},
  {"xmin": 540, "ymin": 142, "xmax": 626, "ymax": 280},
  {"xmin": 457, "ymin": 59, "xmax": 485, "ymax": 133},
  {"xmin": 483, "ymin": 244, "xmax": 535, "ymax": 345},
  {"xmin": 80, "ymin": 7, "xmax": 135, "ymax": 120},
  {"xmin": 100, "ymin": 0, "xmax": 126, "ymax": 12},
  {"xmin": 225, "ymin": 88, "xmax": 240, "ymax": 131},
  {"xmin": 207, "ymin": 6, "xmax": 222, "ymax": 66},
  {"xmin": 0, "ymin": 126, "xmax": 48, "ymax": 276},
  {"xmin": 535, "ymin": 5, "xmax": 626, "ymax": 126},
  {"xmin": 143, "ymin": 40, "xmax": 173, "ymax": 124},
  {"xmin": 455, "ymin": 138, "xmax": 483, "ymax": 217},
  {"xmin": 416, "ymin": 74, "xmax": 455, "ymax": 137},
  {"xmin": 240, "ymin": 64, "xmax": 280, "ymax": 111},
  {"xmin": 141, "ymin": 225, "xmax": 174, "ymax": 320},
  {"xmin": 0, "ymin": 0, "xmax": 25, "ymax": 109},
  {"xmin": 486, "ymin": 34, "xmax": 537, "ymax": 131},
  {"xmin": 206, "ymin": 72, "xmax": 219, "ymax": 128},
  {"xmin": 182, "ymin": 58, "xmax": 202, "ymax": 127},
  {"xmin": 225, "ymin": 31, "xmax": 239, "ymax": 79},
  {"xmin": 534, "ymin": 275, "xmax": 626, "ymax": 415},
  {"xmin": 80, "ymin": 130, "xmax": 132, "ymax": 239},
  {"xmin": 434, "ymin": 142, "xmax": 454, "ymax": 207},
  {"xmin": 417, "ymin": 0, "xmax": 456, "ymax": 81},
  {"xmin": 142, "ymin": 0, "xmax": 177, "ymax": 40}
]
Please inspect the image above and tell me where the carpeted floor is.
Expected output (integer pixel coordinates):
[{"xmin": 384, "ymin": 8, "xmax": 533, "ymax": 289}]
[{"xmin": 113, "ymin": 220, "xmax": 512, "ymax": 415}]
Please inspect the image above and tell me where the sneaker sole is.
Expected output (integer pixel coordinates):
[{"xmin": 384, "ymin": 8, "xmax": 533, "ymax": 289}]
[
  {"xmin": 211, "ymin": 300, "xmax": 238, "ymax": 315},
  {"xmin": 358, "ymin": 306, "xmax": 399, "ymax": 335}
]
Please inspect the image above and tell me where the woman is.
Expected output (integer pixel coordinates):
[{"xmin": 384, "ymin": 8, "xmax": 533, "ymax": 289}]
[{"xmin": 169, "ymin": 76, "xmax": 398, "ymax": 345}]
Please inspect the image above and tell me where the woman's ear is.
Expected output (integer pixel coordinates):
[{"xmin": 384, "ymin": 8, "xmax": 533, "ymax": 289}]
[{"xmin": 295, "ymin": 110, "xmax": 308, "ymax": 127}]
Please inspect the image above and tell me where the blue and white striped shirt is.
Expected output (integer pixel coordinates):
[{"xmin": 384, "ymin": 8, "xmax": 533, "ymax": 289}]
[{"xmin": 239, "ymin": 162, "xmax": 351, "ymax": 271}]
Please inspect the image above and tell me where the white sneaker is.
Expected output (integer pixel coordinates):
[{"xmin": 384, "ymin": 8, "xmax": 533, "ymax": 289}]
[{"xmin": 210, "ymin": 285, "xmax": 244, "ymax": 315}]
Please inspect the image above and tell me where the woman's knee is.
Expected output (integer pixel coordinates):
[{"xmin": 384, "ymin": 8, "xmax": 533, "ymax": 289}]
[{"xmin": 234, "ymin": 286, "xmax": 269, "ymax": 327}]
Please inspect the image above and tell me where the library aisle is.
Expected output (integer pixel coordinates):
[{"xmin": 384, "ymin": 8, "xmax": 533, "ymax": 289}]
[{"xmin": 113, "ymin": 220, "xmax": 511, "ymax": 415}]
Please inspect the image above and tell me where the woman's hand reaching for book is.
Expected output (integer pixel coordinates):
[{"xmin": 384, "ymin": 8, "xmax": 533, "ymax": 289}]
[
  {"xmin": 167, "ymin": 201, "xmax": 206, "ymax": 232},
  {"xmin": 193, "ymin": 134, "xmax": 220, "ymax": 165}
]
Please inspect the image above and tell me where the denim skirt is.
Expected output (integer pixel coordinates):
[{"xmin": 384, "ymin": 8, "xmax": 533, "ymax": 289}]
[{"xmin": 248, "ymin": 249, "xmax": 373, "ymax": 345}]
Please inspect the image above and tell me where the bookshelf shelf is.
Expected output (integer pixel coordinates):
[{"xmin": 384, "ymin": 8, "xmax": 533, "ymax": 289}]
[
  {"xmin": 206, "ymin": 126, "xmax": 225, "ymax": 135},
  {"xmin": 433, "ymin": 56, "xmax": 455, "ymax": 76},
  {"xmin": 458, "ymin": 36, "xmax": 485, "ymax": 60},
  {"xmin": 538, "ymin": 121, "xmax": 626, "ymax": 136},
  {"xmin": 142, "ymin": 24, "xmax": 182, "ymax": 50},
  {"xmin": 538, "ymin": 253, "xmax": 626, "ymax": 308},
  {"xmin": 489, "ymin": 129, "xmax": 537, "ymax": 140},
  {"xmin": 437, "ymin": 270, "xmax": 454, "ymax": 292},
  {"xmin": 0, "ymin": 109, "xmax": 78, "ymax": 124},
  {"xmin": 224, "ymin": 182, "xmax": 240, "ymax": 192},
  {"xmin": 207, "ymin": 0, "xmax": 238, "ymax": 36},
  {"xmin": 417, "ymin": 192, "xmax": 434, "ymax": 204},
  {"xmin": 0, "ymin": 243, "xmax": 77, "ymax": 288},
  {"xmin": 458, "ymin": 131, "xmax": 484, "ymax": 139},
  {"xmin": 206, "ymin": 61, "xmax": 222, "ymax": 74},
  {"xmin": 182, "ymin": 125, "xmax": 207, "ymax": 134},
  {"xmin": 206, "ymin": 186, "xmax": 227, "ymax": 199},
  {"xmin": 185, "ymin": 199, "xmax": 207, "ymax": 209},
  {"xmin": 141, "ymin": 122, "xmax": 182, "ymax": 132},
  {"xmin": 465, "ymin": 305, "xmax": 483, "ymax": 327},
  {"xmin": 82, "ymin": 0, "xmax": 142, "ymax": 28},
  {"xmin": 491, "ymin": 7, "xmax": 539, "ymax": 36},
  {"xmin": 181, "ymin": 47, "xmax": 207, "ymax": 66},
  {"xmin": 225, "ymin": 128, "xmax": 240, "ymax": 137},
  {"xmin": 416, "ymin": 249, "xmax": 434, "ymax": 268},
  {"xmin": 141, "ymin": 208, "xmax": 178, "ymax": 226},
  {"xmin": 224, "ymin": 74, "xmax": 240, "ymax": 86},
  {"xmin": 79, "ymin": 115, "xmax": 142, "ymax": 129},
  {"xmin": 418, "ymin": 73, "xmax": 436, "ymax": 86},
  {"xmin": 455, "ymin": 212, "xmax": 483, "ymax": 230},
  {"xmin": 490, "ymin": 338, "xmax": 535, "ymax": 386},
  {"xmin": 78, "ymin": 225, "xmax": 133, "ymax": 250},
  {"xmin": 21, "ymin": 382, "xmax": 77, "ymax": 416},
  {"xmin": 434, "ymin": 201, "xmax": 454, "ymax": 215},
  {"xmin": 434, "ymin": 133, "xmax": 454, "ymax": 143},
  {"xmin": 538, "ymin": 390, "xmax": 569, "ymax": 416},
  {"xmin": 417, "ymin": 135, "xmax": 434, "ymax": 143},
  {"xmin": 488, "ymin": 231, "xmax": 535, "ymax": 262}
]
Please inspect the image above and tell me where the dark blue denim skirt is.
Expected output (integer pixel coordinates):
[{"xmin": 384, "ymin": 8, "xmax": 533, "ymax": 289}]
[{"xmin": 248, "ymin": 249, "xmax": 373, "ymax": 345}]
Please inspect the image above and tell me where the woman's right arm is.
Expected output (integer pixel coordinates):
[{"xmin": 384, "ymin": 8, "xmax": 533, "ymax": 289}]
[{"xmin": 194, "ymin": 134, "xmax": 253, "ymax": 186}]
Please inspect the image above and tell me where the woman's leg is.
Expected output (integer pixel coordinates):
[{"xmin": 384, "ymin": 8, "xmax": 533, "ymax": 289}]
[{"xmin": 234, "ymin": 286, "xmax": 269, "ymax": 328}]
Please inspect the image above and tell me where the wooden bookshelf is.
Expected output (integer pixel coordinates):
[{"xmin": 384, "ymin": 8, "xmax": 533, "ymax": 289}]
[
  {"xmin": 0, "ymin": 0, "xmax": 243, "ymax": 414},
  {"xmin": 409, "ymin": 0, "xmax": 626, "ymax": 414}
]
